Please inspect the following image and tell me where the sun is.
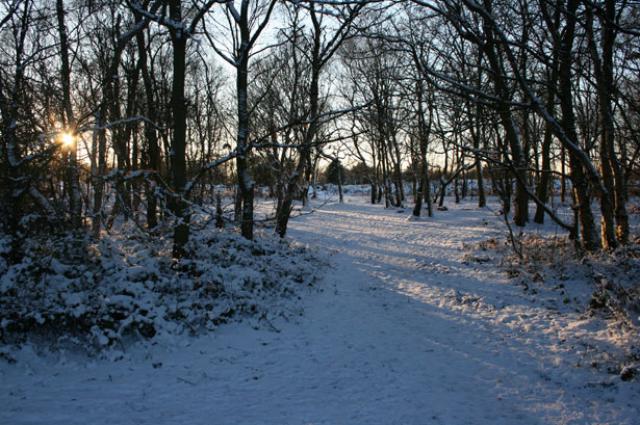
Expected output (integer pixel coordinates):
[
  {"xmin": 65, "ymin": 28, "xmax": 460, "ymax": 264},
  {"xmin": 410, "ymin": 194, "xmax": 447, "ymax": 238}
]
[{"xmin": 59, "ymin": 131, "xmax": 75, "ymax": 148}]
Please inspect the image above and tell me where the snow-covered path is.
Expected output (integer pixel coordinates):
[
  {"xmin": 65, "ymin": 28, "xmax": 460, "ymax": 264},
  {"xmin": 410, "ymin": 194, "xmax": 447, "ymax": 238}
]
[{"xmin": 2, "ymin": 199, "xmax": 637, "ymax": 424}]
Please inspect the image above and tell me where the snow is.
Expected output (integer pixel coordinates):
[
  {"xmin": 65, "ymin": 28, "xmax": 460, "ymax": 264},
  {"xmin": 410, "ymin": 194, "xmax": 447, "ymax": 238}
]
[{"xmin": 1, "ymin": 196, "xmax": 639, "ymax": 424}]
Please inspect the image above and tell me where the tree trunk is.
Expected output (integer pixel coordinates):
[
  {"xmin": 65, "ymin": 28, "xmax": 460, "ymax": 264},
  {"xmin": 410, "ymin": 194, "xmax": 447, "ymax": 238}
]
[
  {"xmin": 169, "ymin": 0, "xmax": 190, "ymax": 256},
  {"xmin": 136, "ymin": 25, "xmax": 160, "ymax": 229},
  {"xmin": 56, "ymin": 0, "xmax": 82, "ymax": 229},
  {"xmin": 534, "ymin": 56, "xmax": 559, "ymax": 224},
  {"xmin": 558, "ymin": 0, "xmax": 598, "ymax": 251},
  {"xmin": 587, "ymin": 0, "xmax": 628, "ymax": 247},
  {"xmin": 481, "ymin": 11, "xmax": 528, "ymax": 226}
]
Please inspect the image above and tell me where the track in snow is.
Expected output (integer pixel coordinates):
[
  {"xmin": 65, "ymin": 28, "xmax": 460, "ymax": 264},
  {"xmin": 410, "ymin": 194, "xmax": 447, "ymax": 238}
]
[{"xmin": 1, "ymin": 198, "xmax": 637, "ymax": 425}]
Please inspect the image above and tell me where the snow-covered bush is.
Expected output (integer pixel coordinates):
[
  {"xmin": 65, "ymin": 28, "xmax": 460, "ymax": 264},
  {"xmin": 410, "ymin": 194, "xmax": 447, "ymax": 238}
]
[
  {"xmin": 482, "ymin": 233, "xmax": 640, "ymax": 327},
  {"xmin": 465, "ymin": 233, "xmax": 640, "ymax": 379},
  {"xmin": 0, "ymin": 224, "xmax": 320, "ymax": 353}
]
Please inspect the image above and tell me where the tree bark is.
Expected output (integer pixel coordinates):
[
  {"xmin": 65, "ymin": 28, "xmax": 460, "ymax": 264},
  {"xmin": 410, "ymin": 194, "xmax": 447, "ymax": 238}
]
[
  {"xmin": 169, "ymin": 0, "xmax": 190, "ymax": 256},
  {"xmin": 56, "ymin": 0, "xmax": 82, "ymax": 229},
  {"xmin": 558, "ymin": 0, "xmax": 598, "ymax": 251}
]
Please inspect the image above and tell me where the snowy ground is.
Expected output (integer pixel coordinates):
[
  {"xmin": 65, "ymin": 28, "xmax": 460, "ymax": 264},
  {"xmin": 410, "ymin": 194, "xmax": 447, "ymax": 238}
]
[{"xmin": 2, "ymin": 196, "xmax": 639, "ymax": 425}]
